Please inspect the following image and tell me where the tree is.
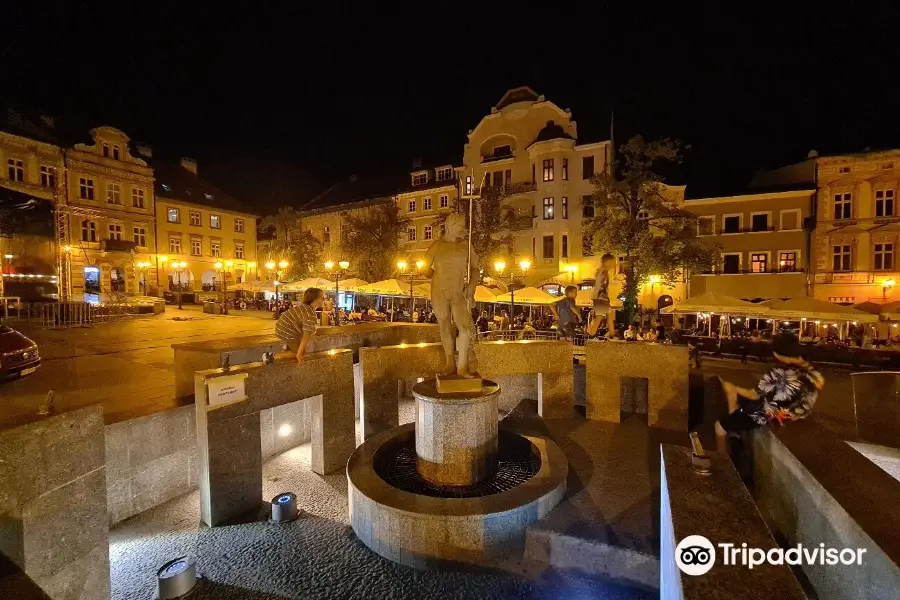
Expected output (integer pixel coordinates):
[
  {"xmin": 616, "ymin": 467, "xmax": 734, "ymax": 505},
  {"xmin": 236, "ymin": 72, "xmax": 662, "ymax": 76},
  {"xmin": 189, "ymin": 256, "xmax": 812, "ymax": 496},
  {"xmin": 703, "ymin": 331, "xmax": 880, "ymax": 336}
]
[
  {"xmin": 433, "ymin": 189, "xmax": 516, "ymax": 277},
  {"xmin": 258, "ymin": 206, "xmax": 322, "ymax": 280},
  {"xmin": 582, "ymin": 135, "xmax": 717, "ymax": 324},
  {"xmin": 340, "ymin": 202, "xmax": 408, "ymax": 282}
]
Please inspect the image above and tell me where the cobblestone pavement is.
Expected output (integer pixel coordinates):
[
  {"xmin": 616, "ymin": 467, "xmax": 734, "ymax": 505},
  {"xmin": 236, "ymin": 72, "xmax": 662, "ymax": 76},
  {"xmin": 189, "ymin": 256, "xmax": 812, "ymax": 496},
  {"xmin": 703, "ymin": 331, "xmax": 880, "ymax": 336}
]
[{"xmin": 0, "ymin": 306, "xmax": 275, "ymax": 426}]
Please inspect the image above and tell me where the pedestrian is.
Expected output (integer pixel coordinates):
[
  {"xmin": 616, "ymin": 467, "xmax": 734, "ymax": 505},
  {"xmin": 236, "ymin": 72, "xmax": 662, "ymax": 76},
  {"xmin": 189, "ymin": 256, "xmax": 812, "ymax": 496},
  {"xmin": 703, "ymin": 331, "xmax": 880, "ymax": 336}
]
[
  {"xmin": 655, "ymin": 319, "xmax": 666, "ymax": 343},
  {"xmin": 550, "ymin": 285, "xmax": 581, "ymax": 338},
  {"xmin": 715, "ymin": 333, "xmax": 824, "ymax": 454},
  {"xmin": 275, "ymin": 287, "xmax": 325, "ymax": 363}
]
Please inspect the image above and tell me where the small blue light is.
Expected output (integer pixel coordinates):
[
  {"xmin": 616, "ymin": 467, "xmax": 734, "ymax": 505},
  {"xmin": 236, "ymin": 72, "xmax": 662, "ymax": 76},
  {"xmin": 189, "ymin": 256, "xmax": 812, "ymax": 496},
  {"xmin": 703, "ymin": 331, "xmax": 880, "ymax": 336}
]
[
  {"xmin": 164, "ymin": 560, "xmax": 187, "ymax": 575},
  {"xmin": 276, "ymin": 494, "xmax": 292, "ymax": 505}
]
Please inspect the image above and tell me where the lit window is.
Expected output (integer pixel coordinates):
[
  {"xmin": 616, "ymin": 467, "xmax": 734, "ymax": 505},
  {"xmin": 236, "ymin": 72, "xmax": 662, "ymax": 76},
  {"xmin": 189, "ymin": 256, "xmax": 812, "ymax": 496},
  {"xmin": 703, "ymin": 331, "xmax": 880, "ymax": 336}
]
[
  {"xmin": 833, "ymin": 193, "xmax": 852, "ymax": 220},
  {"xmin": 169, "ymin": 237, "xmax": 182, "ymax": 253},
  {"xmin": 874, "ymin": 243, "xmax": 894, "ymax": 271},
  {"xmin": 408, "ymin": 199, "xmax": 416, "ymax": 213},
  {"xmin": 436, "ymin": 167, "xmax": 453, "ymax": 181},
  {"xmin": 465, "ymin": 175, "xmax": 473, "ymax": 195},
  {"xmin": 40, "ymin": 165, "xmax": 56, "ymax": 188},
  {"xmin": 234, "ymin": 218, "xmax": 244, "ymax": 233},
  {"xmin": 408, "ymin": 227, "xmax": 417, "ymax": 241},
  {"xmin": 106, "ymin": 183, "xmax": 121, "ymax": 204},
  {"xmin": 108, "ymin": 224, "xmax": 123, "ymax": 241},
  {"xmin": 543, "ymin": 197, "xmax": 554, "ymax": 219},
  {"xmin": 561, "ymin": 197, "xmax": 568, "ymax": 219},
  {"xmin": 779, "ymin": 251, "xmax": 797, "ymax": 272},
  {"xmin": 210, "ymin": 214, "xmax": 221, "ymax": 229},
  {"xmin": 132, "ymin": 188, "xmax": 145, "ymax": 208},
  {"xmin": 424, "ymin": 225, "xmax": 433, "ymax": 240},
  {"xmin": 323, "ymin": 226, "xmax": 331, "ymax": 244},
  {"xmin": 191, "ymin": 239, "xmax": 202, "ymax": 256},
  {"xmin": 133, "ymin": 226, "xmax": 147, "ymax": 247},
  {"xmin": 190, "ymin": 211, "xmax": 201, "ymax": 226},
  {"xmin": 832, "ymin": 244, "xmax": 852, "ymax": 272},
  {"xmin": 81, "ymin": 220, "xmax": 97, "ymax": 242},
  {"xmin": 79, "ymin": 178, "xmax": 94, "ymax": 200},
  {"xmin": 562, "ymin": 158, "xmax": 568, "ymax": 180},
  {"xmin": 542, "ymin": 159, "xmax": 554, "ymax": 182},
  {"xmin": 876, "ymin": 189, "xmax": 895, "ymax": 217},
  {"xmin": 210, "ymin": 241, "xmax": 221, "ymax": 257},
  {"xmin": 750, "ymin": 253, "xmax": 768, "ymax": 273},
  {"xmin": 235, "ymin": 243, "xmax": 244, "ymax": 259},
  {"xmin": 440, "ymin": 195, "xmax": 449, "ymax": 208},
  {"xmin": 167, "ymin": 208, "xmax": 180, "ymax": 223},
  {"xmin": 424, "ymin": 197, "xmax": 432, "ymax": 210}
]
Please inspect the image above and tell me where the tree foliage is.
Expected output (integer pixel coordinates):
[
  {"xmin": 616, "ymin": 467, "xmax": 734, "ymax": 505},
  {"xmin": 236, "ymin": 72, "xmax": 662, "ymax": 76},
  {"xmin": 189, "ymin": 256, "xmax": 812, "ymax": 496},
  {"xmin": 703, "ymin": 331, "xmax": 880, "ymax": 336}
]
[
  {"xmin": 582, "ymin": 135, "xmax": 717, "ymax": 324},
  {"xmin": 433, "ymin": 189, "xmax": 516, "ymax": 277},
  {"xmin": 258, "ymin": 206, "xmax": 322, "ymax": 281},
  {"xmin": 339, "ymin": 202, "xmax": 408, "ymax": 282}
]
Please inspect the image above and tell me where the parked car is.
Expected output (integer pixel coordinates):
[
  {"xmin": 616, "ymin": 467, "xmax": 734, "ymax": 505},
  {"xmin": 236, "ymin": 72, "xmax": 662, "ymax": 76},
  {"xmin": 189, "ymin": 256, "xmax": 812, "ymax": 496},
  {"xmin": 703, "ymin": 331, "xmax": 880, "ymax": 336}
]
[{"xmin": 0, "ymin": 325, "xmax": 40, "ymax": 380}]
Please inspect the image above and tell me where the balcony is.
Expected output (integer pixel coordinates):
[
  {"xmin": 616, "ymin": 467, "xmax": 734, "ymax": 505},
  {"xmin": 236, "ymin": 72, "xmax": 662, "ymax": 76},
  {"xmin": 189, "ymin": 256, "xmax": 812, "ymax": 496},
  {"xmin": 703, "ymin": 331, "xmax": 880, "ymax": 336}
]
[
  {"xmin": 717, "ymin": 226, "xmax": 777, "ymax": 235},
  {"xmin": 481, "ymin": 151, "xmax": 514, "ymax": 164},
  {"xmin": 101, "ymin": 239, "xmax": 138, "ymax": 253},
  {"xmin": 471, "ymin": 181, "xmax": 537, "ymax": 197},
  {"xmin": 814, "ymin": 271, "xmax": 897, "ymax": 285},
  {"xmin": 698, "ymin": 267, "xmax": 806, "ymax": 276},
  {"xmin": 510, "ymin": 215, "xmax": 533, "ymax": 231}
]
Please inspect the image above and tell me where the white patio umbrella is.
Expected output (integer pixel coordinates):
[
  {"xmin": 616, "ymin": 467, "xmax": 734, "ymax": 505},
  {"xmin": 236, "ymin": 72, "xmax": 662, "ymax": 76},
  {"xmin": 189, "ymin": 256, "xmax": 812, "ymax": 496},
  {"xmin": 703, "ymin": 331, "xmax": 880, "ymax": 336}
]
[
  {"xmin": 761, "ymin": 297, "xmax": 877, "ymax": 323},
  {"xmin": 357, "ymin": 279, "xmax": 429, "ymax": 297},
  {"xmin": 337, "ymin": 278, "xmax": 369, "ymax": 292},
  {"xmin": 661, "ymin": 292, "xmax": 769, "ymax": 316},
  {"xmin": 474, "ymin": 285, "xmax": 500, "ymax": 303},
  {"xmin": 281, "ymin": 277, "xmax": 334, "ymax": 292},
  {"xmin": 493, "ymin": 286, "xmax": 557, "ymax": 305}
]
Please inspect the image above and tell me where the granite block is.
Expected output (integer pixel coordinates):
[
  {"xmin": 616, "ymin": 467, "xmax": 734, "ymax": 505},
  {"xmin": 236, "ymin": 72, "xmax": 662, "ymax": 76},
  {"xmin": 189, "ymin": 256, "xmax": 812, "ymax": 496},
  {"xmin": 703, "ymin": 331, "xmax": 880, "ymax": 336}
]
[
  {"xmin": 105, "ymin": 479, "xmax": 133, "ymax": 525},
  {"xmin": 34, "ymin": 543, "xmax": 110, "ymax": 600},
  {"xmin": 127, "ymin": 405, "xmax": 193, "ymax": 469},
  {"xmin": 21, "ymin": 468, "xmax": 107, "ymax": 580},
  {"xmin": 259, "ymin": 408, "xmax": 275, "ymax": 459},
  {"xmin": 204, "ymin": 412, "xmax": 263, "ymax": 526},
  {"xmin": 130, "ymin": 448, "xmax": 192, "ymax": 515},
  {"xmin": 586, "ymin": 341, "xmax": 689, "ymax": 430},
  {"xmin": 272, "ymin": 397, "xmax": 313, "ymax": 455},
  {"xmin": 102, "ymin": 422, "xmax": 130, "ymax": 484}
]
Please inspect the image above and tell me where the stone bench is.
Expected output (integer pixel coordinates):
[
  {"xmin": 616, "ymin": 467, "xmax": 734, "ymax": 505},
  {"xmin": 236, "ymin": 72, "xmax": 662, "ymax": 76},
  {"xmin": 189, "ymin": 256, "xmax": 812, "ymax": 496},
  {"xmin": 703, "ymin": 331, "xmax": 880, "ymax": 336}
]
[
  {"xmin": 194, "ymin": 349, "xmax": 355, "ymax": 526},
  {"xmin": 586, "ymin": 341, "xmax": 689, "ymax": 430}
]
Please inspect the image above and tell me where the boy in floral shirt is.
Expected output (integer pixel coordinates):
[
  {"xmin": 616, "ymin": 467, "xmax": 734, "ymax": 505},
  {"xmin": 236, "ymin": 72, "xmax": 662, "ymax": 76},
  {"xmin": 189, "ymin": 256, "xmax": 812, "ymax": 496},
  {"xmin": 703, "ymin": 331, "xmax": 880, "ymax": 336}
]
[{"xmin": 715, "ymin": 333, "xmax": 824, "ymax": 453}]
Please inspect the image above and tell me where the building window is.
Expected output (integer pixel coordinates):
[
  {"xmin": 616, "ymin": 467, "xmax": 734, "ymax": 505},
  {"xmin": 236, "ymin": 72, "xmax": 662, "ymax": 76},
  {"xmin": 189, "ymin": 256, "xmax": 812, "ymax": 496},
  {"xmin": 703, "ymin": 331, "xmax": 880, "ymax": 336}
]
[
  {"xmin": 543, "ymin": 197, "xmax": 554, "ymax": 219},
  {"xmin": 779, "ymin": 251, "xmax": 797, "ymax": 272},
  {"xmin": 494, "ymin": 171, "xmax": 504, "ymax": 188},
  {"xmin": 542, "ymin": 159, "xmax": 554, "ymax": 182},
  {"xmin": 40, "ymin": 166, "xmax": 56, "ymax": 188},
  {"xmin": 561, "ymin": 197, "xmax": 568, "ymax": 219},
  {"xmin": 108, "ymin": 224, "xmax": 123, "ymax": 241},
  {"xmin": 750, "ymin": 213, "xmax": 769, "ymax": 232},
  {"xmin": 436, "ymin": 167, "xmax": 453, "ymax": 181},
  {"xmin": 582, "ymin": 235, "xmax": 594, "ymax": 256},
  {"xmin": 875, "ymin": 189, "xmax": 895, "ymax": 217},
  {"xmin": 191, "ymin": 239, "xmax": 202, "ymax": 256},
  {"xmin": 106, "ymin": 183, "xmax": 121, "ymax": 204},
  {"xmin": 505, "ymin": 169, "xmax": 511, "ymax": 187},
  {"xmin": 582, "ymin": 195, "xmax": 594, "ymax": 218},
  {"xmin": 697, "ymin": 216, "xmax": 715, "ymax": 236},
  {"xmin": 832, "ymin": 244, "xmax": 852, "ymax": 272},
  {"xmin": 408, "ymin": 199, "xmax": 416, "ymax": 213},
  {"xmin": 532, "ymin": 163, "xmax": 536, "ymax": 183},
  {"xmin": 780, "ymin": 209, "xmax": 800, "ymax": 231},
  {"xmin": 723, "ymin": 215, "xmax": 741, "ymax": 234},
  {"xmin": 562, "ymin": 158, "xmax": 568, "ymax": 180},
  {"xmin": 113, "ymin": 146, "xmax": 120, "ymax": 160},
  {"xmin": 562, "ymin": 234, "xmax": 568, "ymax": 258},
  {"xmin": 102, "ymin": 143, "xmax": 109, "ymax": 158},
  {"xmin": 413, "ymin": 173, "xmax": 427, "ymax": 185},
  {"xmin": 582, "ymin": 156, "xmax": 594, "ymax": 180},
  {"xmin": 484, "ymin": 172, "xmax": 491, "ymax": 188},
  {"xmin": 235, "ymin": 243, "xmax": 244, "ymax": 259},
  {"xmin": 169, "ymin": 237, "xmax": 182, "ymax": 253},
  {"xmin": 81, "ymin": 220, "xmax": 97, "ymax": 242},
  {"xmin": 209, "ymin": 214, "xmax": 221, "ymax": 229},
  {"xmin": 234, "ymin": 218, "xmax": 244, "ymax": 233},
  {"xmin": 133, "ymin": 226, "xmax": 147, "ymax": 247},
  {"xmin": 492, "ymin": 145, "xmax": 512, "ymax": 158},
  {"xmin": 210, "ymin": 241, "xmax": 221, "ymax": 257},
  {"xmin": 167, "ymin": 208, "xmax": 180, "ymax": 223},
  {"xmin": 440, "ymin": 195, "xmax": 449, "ymax": 208},
  {"xmin": 637, "ymin": 210, "xmax": 650, "ymax": 222},
  {"xmin": 78, "ymin": 178, "xmax": 94, "ymax": 199},
  {"xmin": 465, "ymin": 175, "xmax": 473, "ymax": 195},
  {"xmin": 424, "ymin": 197, "xmax": 432, "ymax": 210},
  {"xmin": 189, "ymin": 211, "xmax": 201, "ymax": 226},
  {"xmin": 750, "ymin": 252, "xmax": 768, "ymax": 273},
  {"xmin": 874, "ymin": 243, "xmax": 894, "ymax": 271},
  {"xmin": 542, "ymin": 235, "xmax": 555, "ymax": 259},
  {"xmin": 408, "ymin": 226, "xmax": 417, "ymax": 241},
  {"xmin": 424, "ymin": 225, "xmax": 433, "ymax": 240},
  {"xmin": 833, "ymin": 193, "xmax": 852, "ymax": 220},
  {"xmin": 323, "ymin": 226, "xmax": 330, "ymax": 244},
  {"xmin": 722, "ymin": 253, "xmax": 741, "ymax": 274},
  {"xmin": 839, "ymin": 167, "xmax": 851, "ymax": 174}
]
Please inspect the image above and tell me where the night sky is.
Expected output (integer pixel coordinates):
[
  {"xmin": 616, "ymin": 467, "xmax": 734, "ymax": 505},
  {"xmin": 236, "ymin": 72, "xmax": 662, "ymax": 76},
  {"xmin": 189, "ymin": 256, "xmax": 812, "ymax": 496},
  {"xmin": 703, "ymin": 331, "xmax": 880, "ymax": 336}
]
[{"xmin": 2, "ymin": 5, "xmax": 900, "ymax": 212}]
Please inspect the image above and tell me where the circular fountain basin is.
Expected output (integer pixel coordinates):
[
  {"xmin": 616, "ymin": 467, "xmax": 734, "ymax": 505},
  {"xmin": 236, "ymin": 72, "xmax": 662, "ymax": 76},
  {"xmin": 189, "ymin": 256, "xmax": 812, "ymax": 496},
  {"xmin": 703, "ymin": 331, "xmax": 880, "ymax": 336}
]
[{"xmin": 347, "ymin": 424, "xmax": 567, "ymax": 568}]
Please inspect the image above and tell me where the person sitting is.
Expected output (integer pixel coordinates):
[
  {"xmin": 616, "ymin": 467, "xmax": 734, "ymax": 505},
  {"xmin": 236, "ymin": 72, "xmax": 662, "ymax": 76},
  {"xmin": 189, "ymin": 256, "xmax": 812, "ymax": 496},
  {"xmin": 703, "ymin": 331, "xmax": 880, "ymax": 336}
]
[
  {"xmin": 623, "ymin": 324, "xmax": 637, "ymax": 340},
  {"xmin": 275, "ymin": 288, "xmax": 325, "ymax": 363}
]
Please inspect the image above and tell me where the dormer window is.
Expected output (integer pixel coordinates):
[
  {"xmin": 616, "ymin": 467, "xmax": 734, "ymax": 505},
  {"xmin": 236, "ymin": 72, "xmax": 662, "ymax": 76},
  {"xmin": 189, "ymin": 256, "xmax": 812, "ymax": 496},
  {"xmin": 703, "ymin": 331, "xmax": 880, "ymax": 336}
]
[
  {"xmin": 204, "ymin": 193, "xmax": 214, "ymax": 200},
  {"xmin": 492, "ymin": 145, "xmax": 512, "ymax": 158},
  {"xmin": 102, "ymin": 143, "xmax": 109, "ymax": 158},
  {"xmin": 436, "ymin": 167, "xmax": 454, "ymax": 181},
  {"xmin": 412, "ymin": 172, "xmax": 428, "ymax": 186},
  {"xmin": 113, "ymin": 146, "xmax": 120, "ymax": 160}
]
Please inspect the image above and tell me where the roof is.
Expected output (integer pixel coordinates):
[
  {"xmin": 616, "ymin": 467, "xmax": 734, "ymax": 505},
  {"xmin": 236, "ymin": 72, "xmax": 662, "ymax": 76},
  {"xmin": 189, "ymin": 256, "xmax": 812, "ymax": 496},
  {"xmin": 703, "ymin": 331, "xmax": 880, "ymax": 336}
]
[
  {"xmin": 495, "ymin": 87, "xmax": 540, "ymax": 110},
  {"xmin": 149, "ymin": 160, "xmax": 259, "ymax": 216},
  {"xmin": 298, "ymin": 172, "xmax": 407, "ymax": 214},
  {"xmin": 0, "ymin": 106, "xmax": 62, "ymax": 145},
  {"xmin": 0, "ymin": 186, "xmax": 54, "ymax": 237},
  {"xmin": 531, "ymin": 120, "xmax": 574, "ymax": 146}
]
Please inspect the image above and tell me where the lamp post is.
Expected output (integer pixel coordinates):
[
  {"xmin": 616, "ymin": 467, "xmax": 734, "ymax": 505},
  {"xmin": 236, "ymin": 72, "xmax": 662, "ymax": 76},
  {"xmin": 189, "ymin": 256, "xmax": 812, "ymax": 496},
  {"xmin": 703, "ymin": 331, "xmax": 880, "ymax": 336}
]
[
  {"xmin": 397, "ymin": 259, "xmax": 425, "ymax": 321},
  {"xmin": 324, "ymin": 259, "xmax": 350, "ymax": 325},
  {"xmin": 170, "ymin": 261, "xmax": 188, "ymax": 309},
  {"xmin": 136, "ymin": 261, "xmax": 151, "ymax": 295},
  {"xmin": 494, "ymin": 258, "xmax": 531, "ymax": 326},
  {"xmin": 564, "ymin": 263, "xmax": 578, "ymax": 284},
  {"xmin": 266, "ymin": 260, "xmax": 290, "ymax": 301},
  {"xmin": 247, "ymin": 261, "xmax": 257, "ymax": 281}
]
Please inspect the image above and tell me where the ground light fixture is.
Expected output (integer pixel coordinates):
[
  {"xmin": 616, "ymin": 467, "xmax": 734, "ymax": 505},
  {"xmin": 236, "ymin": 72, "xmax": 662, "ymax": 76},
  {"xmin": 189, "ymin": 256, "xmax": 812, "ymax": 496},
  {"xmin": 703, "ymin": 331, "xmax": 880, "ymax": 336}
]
[
  {"xmin": 271, "ymin": 492, "xmax": 299, "ymax": 522},
  {"xmin": 156, "ymin": 556, "xmax": 198, "ymax": 599}
]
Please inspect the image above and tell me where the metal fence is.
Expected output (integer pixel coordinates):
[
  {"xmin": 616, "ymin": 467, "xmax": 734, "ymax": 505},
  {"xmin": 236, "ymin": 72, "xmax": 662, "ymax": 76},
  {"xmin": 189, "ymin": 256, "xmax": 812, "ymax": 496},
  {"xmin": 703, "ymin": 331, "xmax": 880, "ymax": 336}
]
[
  {"xmin": 1, "ymin": 301, "xmax": 151, "ymax": 328},
  {"xmin": 477, "ymin": 329, "xmax": 562, "ymax": 342}
]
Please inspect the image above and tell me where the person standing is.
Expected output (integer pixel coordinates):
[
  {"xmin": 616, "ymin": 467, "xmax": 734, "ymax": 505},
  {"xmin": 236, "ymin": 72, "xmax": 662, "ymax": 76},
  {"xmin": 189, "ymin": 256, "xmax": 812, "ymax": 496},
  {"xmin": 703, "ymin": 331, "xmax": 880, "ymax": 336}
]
[
  {"xmin": 550, "ymin": 285, "xmax": 581, "ymax": 338},
  {"xmin": 655, "ymin": 319, "xmax": 666, "ymax": 343},
  {"xmin": 276, "ymin": 288, "xmax": 325, "ymax": 363}
]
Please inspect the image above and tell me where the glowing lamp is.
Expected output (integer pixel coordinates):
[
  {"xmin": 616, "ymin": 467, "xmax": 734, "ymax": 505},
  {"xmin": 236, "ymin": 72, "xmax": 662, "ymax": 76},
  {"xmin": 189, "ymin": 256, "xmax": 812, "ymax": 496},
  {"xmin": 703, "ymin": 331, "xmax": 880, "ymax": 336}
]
[
  {"xmin": 265, "ymin": 261, "xmax": 276, "ymax": 270},
  {"xmin": 414, "ymin": 260, "xmax": 424, "ymax": 270},
  {"xmin": 248, "ymin": 261, "xmax": 257, "ymax": 268},
  {"xmin": 494, "ymin": 260, "xmax": 506, "ymax": 274},
  {"xmin": 338, "ymin": 260, "xmax": 350, "ymax": 270},
  {"xmin": 396, "ymin": 260, "xmax": 407, "ymax": 271},
  {"xmin": 324, "ymin": 260, "xmax": 335, "ymax": 270},
  {"xmin": 214, "ymin": 262, "xmax": 223, "ymax": 270},
  {"xmin": 520, "ymin": 259, "xmax": 532, "ymax": 272},
  {"xmin": 156, "ymin": 556, "xmax": 197, "ymax": 599},
  {"xmin": 278, "ymin": 260, "xmax": 289, "ymax": 269},
  {"xmin": 224, "ymin": 260, "xmax": 233, "ymax": 268},
  {"xmin": 270, "ymin": 492, "xmax": 299, "ymax": 522}
]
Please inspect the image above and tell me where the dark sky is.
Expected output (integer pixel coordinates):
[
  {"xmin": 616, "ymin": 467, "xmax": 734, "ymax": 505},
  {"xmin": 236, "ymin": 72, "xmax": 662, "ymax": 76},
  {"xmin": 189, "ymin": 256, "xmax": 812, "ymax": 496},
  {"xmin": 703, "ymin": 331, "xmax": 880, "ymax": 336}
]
[{"xmin": 2, "ymin": 4, "xmax": 900, "ymax": 211}]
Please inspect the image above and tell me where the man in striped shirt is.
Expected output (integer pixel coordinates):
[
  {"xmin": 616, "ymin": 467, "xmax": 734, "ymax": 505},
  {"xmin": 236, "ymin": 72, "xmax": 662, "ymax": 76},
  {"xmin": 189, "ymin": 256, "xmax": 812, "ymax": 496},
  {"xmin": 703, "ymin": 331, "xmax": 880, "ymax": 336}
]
[{"xmin": 276, "ymin": 287, "xmax": 325, "ymax": 362}]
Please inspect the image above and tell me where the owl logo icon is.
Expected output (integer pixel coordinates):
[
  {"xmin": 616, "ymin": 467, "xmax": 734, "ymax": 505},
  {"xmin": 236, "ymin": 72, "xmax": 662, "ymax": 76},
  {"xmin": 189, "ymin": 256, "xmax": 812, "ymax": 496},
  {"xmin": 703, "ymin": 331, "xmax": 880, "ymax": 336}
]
[{"xmin": 675, "ymin": 535, "xmax": 716, "ymax": 576}]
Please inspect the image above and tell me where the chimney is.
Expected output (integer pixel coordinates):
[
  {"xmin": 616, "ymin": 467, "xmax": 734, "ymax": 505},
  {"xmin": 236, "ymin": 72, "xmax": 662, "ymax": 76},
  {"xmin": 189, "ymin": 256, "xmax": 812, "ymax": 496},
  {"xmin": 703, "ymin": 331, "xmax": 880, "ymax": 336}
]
[
  {"xmin": 412, "ymin": 157, "xmax": 423, "ymax": 169},
  {"xmin": 180, "ymin": 157, "xmax": 198, "ymax": 175},
  {"xmin": 135, "ymin": 143, "xmax": 153, "ymax": 158}
]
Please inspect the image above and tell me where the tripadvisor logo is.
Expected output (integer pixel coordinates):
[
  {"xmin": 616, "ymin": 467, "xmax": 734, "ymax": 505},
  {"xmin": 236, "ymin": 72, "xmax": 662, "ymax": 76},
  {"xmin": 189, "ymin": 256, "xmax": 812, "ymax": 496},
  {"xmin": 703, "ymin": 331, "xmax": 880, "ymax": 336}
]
[{"xmin": 675, "ymin": 535, "xmax": 867, "ymax": 576}]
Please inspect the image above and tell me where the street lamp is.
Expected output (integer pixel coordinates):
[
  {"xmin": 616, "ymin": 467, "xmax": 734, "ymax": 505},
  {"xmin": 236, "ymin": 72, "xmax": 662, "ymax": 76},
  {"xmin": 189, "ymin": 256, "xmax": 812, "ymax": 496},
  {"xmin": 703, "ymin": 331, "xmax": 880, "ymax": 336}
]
[
  {"xmin": 494, "ymin": 259, "xmax": 531, "ymax": 325},
  {"xmin": 397, "ymin": 259, "xmax": 425, "ymax": 320},
  {"xmin": 564, "ymin": 263, "xmax": 578, "ymax": 283},
  {"xmin": 884, "ymin": 279, "xmax": 895, "ymax": 300},
  {"xmin": 267, "ymin": 260, "xmax": 289, "ymax": 301},
  {"xmin": 247, "ymin": 261, "xmax": 257, "ymax": 281},
  {"xmin": 324, "ymin": 259, "xmax": 351, "ymax": 325},
  {"xmin": 170, "ymin": 261, "xmax": 188, "ymax": 309},
  {"xmin": 136, "ymin": 261, "xmax": 152, "ymax": 295}
]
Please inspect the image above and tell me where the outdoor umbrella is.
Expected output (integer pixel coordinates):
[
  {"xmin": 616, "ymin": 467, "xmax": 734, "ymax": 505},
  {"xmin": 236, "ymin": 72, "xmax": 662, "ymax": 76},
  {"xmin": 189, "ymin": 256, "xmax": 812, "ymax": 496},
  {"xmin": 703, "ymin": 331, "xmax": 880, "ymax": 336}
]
[
  {"xmin": 761, "ymin": 297, "xmax": 877, "ymax": 322},
  {"xmin": 357, "ymin": 279, "xmax": 429, "ymax": 297},
  {"xmin": 336, "ymin": 278, "xmax": 369, "ymax": 293},
  {"xmin": 493, "ymin": 286, "xmax": 556, "ymax": 305},
  {"xmin": 281, "ymin": 277, "xmax": 334, "ymax": 292},
  {"xmin": 474, "ymin": 285, "xmax": 500, "ymax": 303},
  {"xmin": 661, "ymin": 292, "xmax": 768, "ymax": 316}
]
